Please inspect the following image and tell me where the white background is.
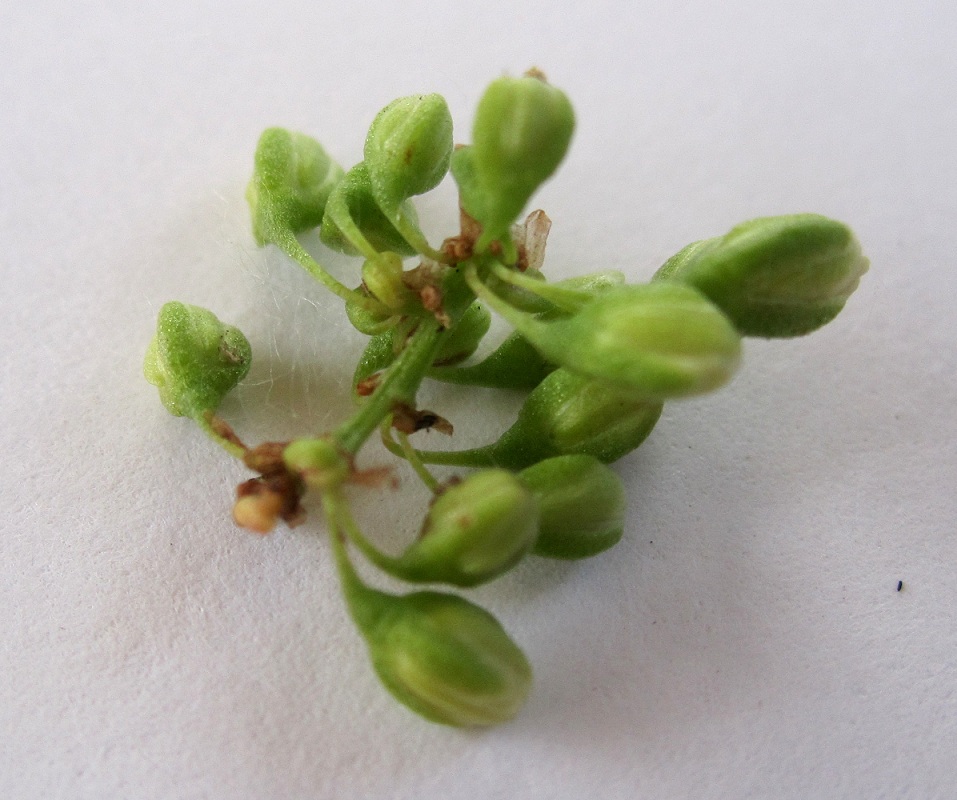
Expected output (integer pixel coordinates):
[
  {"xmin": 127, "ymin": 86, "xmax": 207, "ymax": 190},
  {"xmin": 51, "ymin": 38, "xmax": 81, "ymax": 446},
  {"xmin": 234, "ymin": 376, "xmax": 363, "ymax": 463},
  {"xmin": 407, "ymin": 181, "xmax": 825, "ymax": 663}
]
[{"xmin": 2, "ymin": 1, "xmax": 956, "ymax": 797}]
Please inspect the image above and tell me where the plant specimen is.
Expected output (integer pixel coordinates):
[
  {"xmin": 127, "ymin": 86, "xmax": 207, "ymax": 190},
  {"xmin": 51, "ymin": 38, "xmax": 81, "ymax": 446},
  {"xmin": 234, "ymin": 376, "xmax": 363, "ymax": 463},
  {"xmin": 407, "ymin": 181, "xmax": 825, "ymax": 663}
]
[{"xmin": 145, "ymin": 70, "xmax": 868, "ymax": 726}]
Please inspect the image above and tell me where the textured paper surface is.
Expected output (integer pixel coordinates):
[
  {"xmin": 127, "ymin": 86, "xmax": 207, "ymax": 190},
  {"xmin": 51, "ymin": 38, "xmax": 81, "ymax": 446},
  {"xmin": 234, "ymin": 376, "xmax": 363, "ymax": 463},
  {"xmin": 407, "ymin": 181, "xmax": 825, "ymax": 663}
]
[{"xmin": 2, "ymin": 1, "xmax": 956, "ymax": 797}]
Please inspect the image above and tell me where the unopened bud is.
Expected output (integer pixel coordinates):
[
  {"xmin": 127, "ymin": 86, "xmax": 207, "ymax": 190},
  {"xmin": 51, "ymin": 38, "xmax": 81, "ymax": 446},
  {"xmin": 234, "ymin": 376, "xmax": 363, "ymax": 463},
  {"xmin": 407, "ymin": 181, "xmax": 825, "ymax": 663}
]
[
  {"xmin": 504, "ymin": 282, "xmax": 742, "ymax": 401},
  {"xmin": 143, "ymin": 302, "xmax": 251, "ymax": 418},
  {"xmin": 520, "ymin": 455, "xmax": 626, "ymax": 559},
  {"xmin": 364, "ymin": 93, "xmax": 453, "ymax": 212},
  {"xmin": 392, "ymin": 470, "xmax": 539, "ymax": 587},
  {"xmin": 433, "ymin": 301, "xmax": 491, "ymax": 366},
  {"xmin": 283, "ymin": 438, "xmax": 350, "ymax": 490},
  {"xmin": 468, "ymin": 73, "xmax": 575, "ymax": 252},
  {"xmin": 654, "ymin": 214, "xmax": 869, "ymax": 337},
  {"xmin": 486, "ymin": 368, "xmax": 663, "ymax": 469},
  {"xmin": 246, "ymin": 128, "xmax": 343, "ymax": 245},
  {"xmin": 344, "ymin": 578, "xmax": 532, "ymax": 726}
]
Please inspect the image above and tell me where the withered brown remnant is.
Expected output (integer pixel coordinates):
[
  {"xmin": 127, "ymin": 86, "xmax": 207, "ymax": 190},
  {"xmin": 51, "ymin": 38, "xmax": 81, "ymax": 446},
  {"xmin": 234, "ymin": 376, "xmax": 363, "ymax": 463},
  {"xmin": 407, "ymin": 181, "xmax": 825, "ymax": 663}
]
[
  {"xmin": 208, "ymin": 413, "xmax": 246, "ymax": 451},
  {"xmin": 391, "ymin": 402, "xmax": 454, "ymax": 436},
  {"xmin": 236, "ymin": 442, "xmax": 306, "ymax": 528},
  {"xmin": 356, "ymin": 373, "xmax": 382, "ymax": 397},
  {"xmin": 441, "ymin": 204, "xmax": 482, "ymax": 262}
]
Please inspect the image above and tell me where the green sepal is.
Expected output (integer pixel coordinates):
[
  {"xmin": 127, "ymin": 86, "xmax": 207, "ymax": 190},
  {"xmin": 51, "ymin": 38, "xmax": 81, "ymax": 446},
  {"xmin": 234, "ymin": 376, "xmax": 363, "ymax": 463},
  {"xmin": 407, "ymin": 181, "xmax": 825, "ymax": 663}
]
[
  {"xmin": 653, "ymin": 214, "xmax": 869, "ymax": 337},
  {"xmin": 346, "ymin": 291, "xmax": 396, "ymax": 335},
  {"xmin": 362, "ymin": 252, "xmax": 415, "ymax": 310},
  {"xmin": 246, "ymin": 128, "xmax": 344, "ymax": 246},
  {"xmin": 144, "ymin": 302, "xmax": 251, "ymax": 418}
]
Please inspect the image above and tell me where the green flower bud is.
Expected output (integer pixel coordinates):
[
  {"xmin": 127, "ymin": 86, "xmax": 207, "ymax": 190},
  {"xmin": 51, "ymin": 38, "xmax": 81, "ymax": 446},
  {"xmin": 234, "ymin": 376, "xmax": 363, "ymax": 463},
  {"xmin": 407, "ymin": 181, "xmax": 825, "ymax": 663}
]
[
  {"xmin": 428, "ymin": 330, "xmax": 555, "ymax": 390},
  {"xmin": 246, "ymin": 128, "xmax": 344, "ymax": 246},
  {"xmin": 283, "ymin": 438, "xmax": 350, "ymax": 490},
  {"xmin": 653, "ymin": 214, "xmax": 869, "ymax": 337},
  {"xmin": 519, "ymin": 456, "xmax": 626, "ymax": 559},
  {"xmin": 364, "ymin": 93, "xmax": 453, "ymax": 211},
  {"xmin": 144, "ymin": 302, "xmax": 251, "ymax": 418},
  {"xmin": 361, "ymin": 252, "xmax": 415, "ymax": 310},
  {"xmin": 491, "ymin": 282, "xmax": 742, "ymax": 401},
  {"xmin": 468, "ymin": 73, "xmax": 575, "ymax": 252},
  {"xmin": 343, "ymin": 578, "xmax": 532, "ymax": 726},
  {"xmin": 374, "ymin": 470, "xmax": 539, "ymax": 587},
  {"xmin": 320, "ymin": 163, "xmax": 419, "ymax": 257},
  {"xmin": 433, "ymin": 301, "xmax": 492, "ymax": 366},
  {"xmin": 484, "ymin": 368, "xmax": 663, "ymax": 469}
]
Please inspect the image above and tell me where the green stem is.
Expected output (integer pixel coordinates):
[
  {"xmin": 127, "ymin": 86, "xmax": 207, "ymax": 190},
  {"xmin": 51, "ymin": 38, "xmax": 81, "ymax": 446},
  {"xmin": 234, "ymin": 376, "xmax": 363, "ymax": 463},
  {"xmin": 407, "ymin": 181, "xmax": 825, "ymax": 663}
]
[
  {"xmin": 490, "ymin": 262, "xmax": 592, "ymax": 312},
  {"xmin": 274, "ymin": 230, "xmax": 388, "ymax": 315},
  {"xmin": 463, "ymin": 262, "xmax": 547, "ymax": 340},
  {"xmin": 388, "ymin": 206, "xmax": 449, "ymax": 263},
  {"xmin": 333, "ymin": 319, "xmax": 445, "ymax": 454},
  {"xmin": 324, "ymin": 196, "xmax": 381, "ymax": 261},
  {"xmin": 400, "ymin": 443, "xmax": 497, "ymax": 468},
  {"xmin": 395, "ymin": 428, "xmax": 441, "ymax": 492},
  {"xmin": 195, "ymin": 412, "xmax": 246, "ymax": 459},
  {"xmin": 327, "ymin": 488, "xmax": 412, "ymax": 581},
  {"xmin": 476, "ymin": 229, "xmax": 518, "ymax": 264},
  {"xmin": 321, "ymin": 490, "xmax": 388, "ymax": 633}
]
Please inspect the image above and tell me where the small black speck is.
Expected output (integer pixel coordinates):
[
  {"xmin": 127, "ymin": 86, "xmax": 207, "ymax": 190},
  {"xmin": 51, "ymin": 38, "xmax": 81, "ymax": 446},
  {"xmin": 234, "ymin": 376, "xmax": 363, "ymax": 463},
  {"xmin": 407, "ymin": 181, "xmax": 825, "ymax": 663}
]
[{"xmin": 897, "ymin": 580, "xmax": 903, "ymax": 592}]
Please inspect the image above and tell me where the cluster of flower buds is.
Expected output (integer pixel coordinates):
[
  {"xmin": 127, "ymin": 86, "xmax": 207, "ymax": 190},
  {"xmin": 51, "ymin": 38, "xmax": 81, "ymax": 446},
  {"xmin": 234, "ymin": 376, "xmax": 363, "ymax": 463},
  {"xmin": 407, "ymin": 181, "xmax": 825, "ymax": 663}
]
[{"xmin": 146, "ymin": 71, "xmax": 867, "ymax": 727}]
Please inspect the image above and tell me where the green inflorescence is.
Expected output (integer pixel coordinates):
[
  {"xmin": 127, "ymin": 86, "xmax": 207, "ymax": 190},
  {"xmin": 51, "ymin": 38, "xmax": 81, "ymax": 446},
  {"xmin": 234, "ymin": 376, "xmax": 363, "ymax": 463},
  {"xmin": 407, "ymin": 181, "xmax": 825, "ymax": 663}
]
[{"xmin": 145, "ymin": 70, "xmax": 869, "ymax": 727}]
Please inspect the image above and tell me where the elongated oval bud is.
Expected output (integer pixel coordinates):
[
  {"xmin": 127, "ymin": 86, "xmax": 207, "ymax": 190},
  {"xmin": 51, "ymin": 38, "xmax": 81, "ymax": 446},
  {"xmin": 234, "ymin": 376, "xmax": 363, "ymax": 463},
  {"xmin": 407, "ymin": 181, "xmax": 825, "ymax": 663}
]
[
  {"xmin": 392, "ymin": 470, "xmax": 539, "ymax": 587},
  {"xmin": 144, "ymin": 302, "xmax": 251, "ymax": 417},
  {"xmin": 653, "ymin": 214, "xmax": 869, "ymax": 337},
  {"xmin": 494, "ymin": 282, "xmax": 742, "ymax": 401},
  {"xmin": 364, "ymin": 93, "xmax": 453, "ymax": 212},
  {"xmin": 520, "ymin": 455, "xmax": 626, "ymax": 559},
  {"xmin": 345, "ymin": 582, "xmax": 532, "ymax": 726},
  {"xmin": 469, "ymin": 73, "xmax": 575, "ymax": 252},
  {"xmin": 485, "ymin": 368, "xmax": 663, "ymax": 469},
  {"xmin": 246, "ymin": 128, "xmax": 344, "ymax": 245}
]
